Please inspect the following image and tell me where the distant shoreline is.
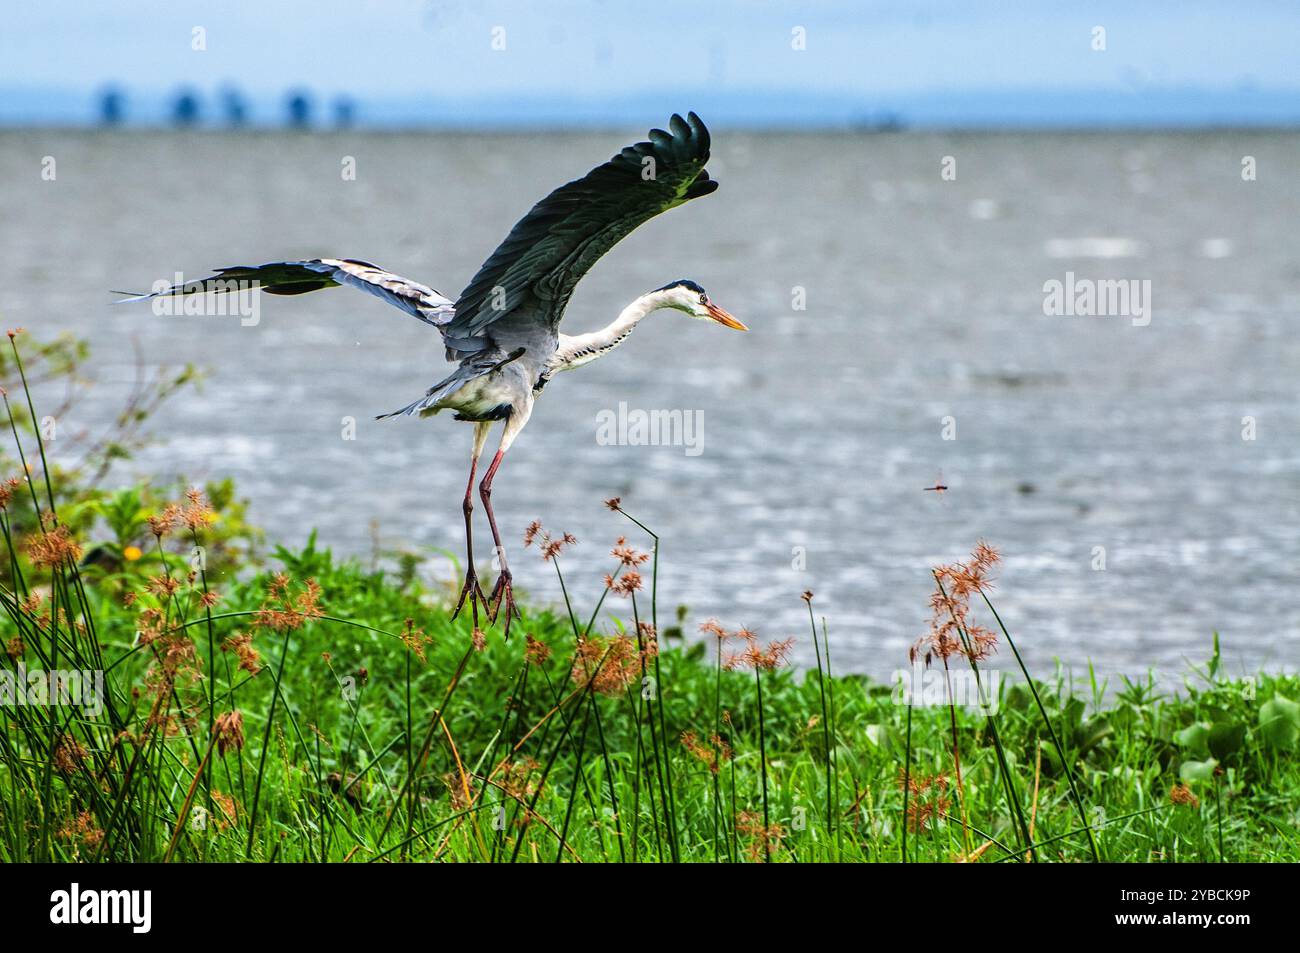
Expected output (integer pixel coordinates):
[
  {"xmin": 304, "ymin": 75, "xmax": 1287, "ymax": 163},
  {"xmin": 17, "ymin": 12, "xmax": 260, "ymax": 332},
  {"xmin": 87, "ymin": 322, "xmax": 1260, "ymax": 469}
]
[{"xmin": 5, "ymin": 85, "xmax": 1300, "ymax": 132}]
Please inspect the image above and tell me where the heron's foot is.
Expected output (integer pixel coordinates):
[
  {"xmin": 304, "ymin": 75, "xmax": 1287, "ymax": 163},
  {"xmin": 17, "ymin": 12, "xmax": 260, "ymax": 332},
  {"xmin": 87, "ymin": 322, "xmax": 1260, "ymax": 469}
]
[
  {"xmin": 451, "ymin": 567, "xmax": 488, "ymax": 625},
  {"xmin": 487, "ymin": 569, "xmax": 520, "ymax": 637}
]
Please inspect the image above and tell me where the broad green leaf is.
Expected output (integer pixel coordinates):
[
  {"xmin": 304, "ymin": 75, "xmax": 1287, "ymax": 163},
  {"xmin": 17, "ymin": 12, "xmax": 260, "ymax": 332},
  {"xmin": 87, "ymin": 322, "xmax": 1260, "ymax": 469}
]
[
  {"xmin": 1179, "ymin": 758, "xmax": 1218, "ymax": 784},
  {"xmin": 1079, "ymin": 717, "xmax": 1112, "ymax": 756},
  {"xmin": 1207, "ymin": 722, "xmax": 1246, "ymax": 760},
  {"xmin": 1258, "ymin": 695, "xmax": 1300, "ymax": 750},
  {"xmin": 1174, "ymin": 723, "xmax": 1210, "ymax": 756}
]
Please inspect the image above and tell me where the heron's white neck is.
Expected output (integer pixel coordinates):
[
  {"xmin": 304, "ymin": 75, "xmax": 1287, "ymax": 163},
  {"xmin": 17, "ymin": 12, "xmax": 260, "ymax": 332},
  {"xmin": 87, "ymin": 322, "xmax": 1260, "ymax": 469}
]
[{"xmin": 548, "ymin": 291, "xmax": 666, "ymax": 373}]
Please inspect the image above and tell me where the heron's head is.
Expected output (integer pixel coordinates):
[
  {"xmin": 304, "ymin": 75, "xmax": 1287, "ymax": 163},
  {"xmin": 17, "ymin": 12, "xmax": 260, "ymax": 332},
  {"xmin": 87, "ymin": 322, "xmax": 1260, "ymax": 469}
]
[{"xmin": 652, "ymin": 279, "xmax": 747, "ymax": 331}]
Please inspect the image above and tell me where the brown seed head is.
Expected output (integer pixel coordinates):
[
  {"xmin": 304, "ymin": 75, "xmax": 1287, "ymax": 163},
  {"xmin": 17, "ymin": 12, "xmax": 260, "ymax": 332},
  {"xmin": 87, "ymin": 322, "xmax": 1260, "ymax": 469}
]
[
  {"xmin": 912, "ymin": 540, "xmax": 1004, "ymax": 668},
  {"xmin": 698, "ymin": 618, "xmax": 729, "ymax": 640},
  {"xmin": 59, "ymin": 810, "xmax": 104, "ymax": 851},
  {"xmin": 252, "ymin": 575, "xmax": 325, "ymax": 632},
  {"xmin": 611, "ymin": 536, "xmax": 650, "ymax": 567},
  {"xmin": 524, "ymin": 633, "xmax": 552, "ymax": 666},
  {"xmin": 899, "ymin": 770, "xmax": 952, "ymax": 832},
  {"xmin": 221, "ymin": 632, "xmax": 262, "ymax": 675},
  {"xmin": 401, "ymin": 617, "xmax": 432, "ymax": 661},
  {"xmin": 24, "ymin": 524, "xmax": 82, "ymax": 569},
  {"xmin": 213, "ymin": 709, "xmax": 245, "ymax": 757},
  {"xmin": 182, "ymin": 488, "xmax": 215, "ymax": 531},
  {"xmin": 570, "ymin": 633, "xmax": 653, "ymax": 696},
  {"xmin": 734, "ymin": 811, "xmax": 786, "ymax": 861},
  {"xmin": 52, "ymin": 735, "xmax": 89, "ymax": 775},
  {"xmin": 604, "ymin": 570, "xmax": 644, "ymax": 597},
  {"xmin": 0, "ymin": 475, "xmax": 21, "ymax": 511},
  {"xmin": 148, "ymin": 503, "xmax": 182, "ymax": 538},
  {"xmin": 725, "ymin": 633, "xmax": 794, "ymax": 672}
]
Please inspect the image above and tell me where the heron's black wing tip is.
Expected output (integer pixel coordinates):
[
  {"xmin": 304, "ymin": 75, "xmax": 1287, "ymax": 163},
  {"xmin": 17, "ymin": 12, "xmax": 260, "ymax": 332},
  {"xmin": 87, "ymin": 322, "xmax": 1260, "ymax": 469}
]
[
  {"xmin": 686, "ymin": 177, "xmax": 719, "ymax": 199},
  {"xmin": 685, "ymin": 111, "xmax": 709, "ymax": 148}
]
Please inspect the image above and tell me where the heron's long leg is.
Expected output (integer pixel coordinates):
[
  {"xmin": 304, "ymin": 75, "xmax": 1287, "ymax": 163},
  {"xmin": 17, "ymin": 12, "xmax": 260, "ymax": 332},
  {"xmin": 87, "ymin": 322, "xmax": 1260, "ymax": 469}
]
[
  {"xmin": 451, "ymin": 422, "xmax": 491, "ymax": 627},
  {"xmin": 479, "ymin": 447, "xmax": 520, "ymax": 636}
]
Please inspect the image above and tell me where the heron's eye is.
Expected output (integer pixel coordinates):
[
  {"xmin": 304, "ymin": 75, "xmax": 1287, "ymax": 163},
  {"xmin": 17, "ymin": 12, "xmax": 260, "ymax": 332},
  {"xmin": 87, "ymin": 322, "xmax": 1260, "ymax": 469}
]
[{"xmin": 699, "ymin": 294, "xmax": 708, "ymax": 304}]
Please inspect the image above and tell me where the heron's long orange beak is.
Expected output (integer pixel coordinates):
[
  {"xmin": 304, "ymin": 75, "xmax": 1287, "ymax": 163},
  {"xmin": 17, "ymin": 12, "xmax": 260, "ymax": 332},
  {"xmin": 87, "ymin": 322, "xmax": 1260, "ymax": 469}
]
[{"xmin": 706, "ymin": 302, "xmax": 748, "ymax": 331}]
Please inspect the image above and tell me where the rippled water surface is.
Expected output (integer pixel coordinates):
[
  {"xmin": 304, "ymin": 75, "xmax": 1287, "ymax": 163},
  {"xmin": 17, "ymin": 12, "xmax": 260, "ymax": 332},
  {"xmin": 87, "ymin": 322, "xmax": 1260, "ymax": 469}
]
[{"xmin": 3, "ymin": 129, "xmax": 1298, "ymax": 682}]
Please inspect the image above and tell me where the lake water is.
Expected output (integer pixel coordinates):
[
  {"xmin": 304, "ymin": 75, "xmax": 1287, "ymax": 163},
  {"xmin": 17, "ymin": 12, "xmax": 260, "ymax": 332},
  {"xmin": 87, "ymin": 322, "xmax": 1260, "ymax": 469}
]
[{"xmin": 2, "ymin": 129, "xmax": 1297, "ymax": 684}]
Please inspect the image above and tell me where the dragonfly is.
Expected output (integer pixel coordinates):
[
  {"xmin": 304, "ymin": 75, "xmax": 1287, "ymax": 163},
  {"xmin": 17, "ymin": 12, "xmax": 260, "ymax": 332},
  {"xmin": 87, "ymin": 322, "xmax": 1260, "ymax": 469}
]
[{"xmin": 923, "ymin": 472, "xmax": 949, "ymax": 500}]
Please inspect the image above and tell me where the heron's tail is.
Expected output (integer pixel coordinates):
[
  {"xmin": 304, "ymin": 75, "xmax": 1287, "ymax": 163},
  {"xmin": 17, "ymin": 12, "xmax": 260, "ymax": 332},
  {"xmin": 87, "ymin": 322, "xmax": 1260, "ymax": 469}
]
[
  {"xmin": 375, "ymin": 377, "xmax": 461, "ymax": 419},
  {"xmin": 375, "ymin": 395, "xmax": 439, "ymax": 420},
  {"xmin": 374, "ymin": 349, "xmax": 525, "ymax": 420}
]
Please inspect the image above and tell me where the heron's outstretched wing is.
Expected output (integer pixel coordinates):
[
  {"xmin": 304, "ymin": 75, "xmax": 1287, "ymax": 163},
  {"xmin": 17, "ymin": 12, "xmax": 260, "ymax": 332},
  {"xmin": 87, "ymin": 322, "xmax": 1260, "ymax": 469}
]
[
  {"xmin": 446, "ymin": 111, "xmax": 717, "ymax": 340},
  {"xmin": 114, "ymin": 258, "xmax": 454, "ymax": 328}
]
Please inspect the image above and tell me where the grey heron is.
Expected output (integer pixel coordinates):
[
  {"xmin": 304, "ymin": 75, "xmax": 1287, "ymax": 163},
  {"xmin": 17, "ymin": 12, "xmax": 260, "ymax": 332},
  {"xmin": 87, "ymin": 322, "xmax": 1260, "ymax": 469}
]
[{"xmin": 116, "ymin": 112, "xmax": 746, "ymax": 636}]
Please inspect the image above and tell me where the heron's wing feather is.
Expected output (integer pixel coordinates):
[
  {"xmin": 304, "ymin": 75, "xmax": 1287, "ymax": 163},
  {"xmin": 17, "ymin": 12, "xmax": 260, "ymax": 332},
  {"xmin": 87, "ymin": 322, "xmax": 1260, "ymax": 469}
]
[
  {"xmin": 114, "ymin": 258, "xmax": 455, "ymax": 328},
  {"xmin": 446, "ymin": 112, "xmax": 717, "ymax": 339}
]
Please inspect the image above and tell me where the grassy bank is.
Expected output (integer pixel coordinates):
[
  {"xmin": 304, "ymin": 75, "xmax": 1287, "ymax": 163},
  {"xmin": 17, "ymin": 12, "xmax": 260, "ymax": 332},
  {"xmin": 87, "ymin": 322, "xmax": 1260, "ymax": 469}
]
[
  {"xmin": 2, "ymin": 333, "xmax": 1298, "ymax": 862},
  {"xmin": 4, "ymin": 510, "xmax": 1298, "ymax": 863}
]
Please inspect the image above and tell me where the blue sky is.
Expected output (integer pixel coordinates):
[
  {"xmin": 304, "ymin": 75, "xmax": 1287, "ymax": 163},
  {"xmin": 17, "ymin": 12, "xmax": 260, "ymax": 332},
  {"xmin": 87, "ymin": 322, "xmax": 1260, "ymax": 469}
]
[{"xmin": 3, "ymin": 1, "xmax": 1298, "ymax": 126}]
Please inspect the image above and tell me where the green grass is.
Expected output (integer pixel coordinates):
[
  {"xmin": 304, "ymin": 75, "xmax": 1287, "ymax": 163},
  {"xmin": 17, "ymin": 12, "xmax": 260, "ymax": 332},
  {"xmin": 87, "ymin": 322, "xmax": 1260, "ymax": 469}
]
[
  {"xmin": 3, "ymin": 526, "xmax": 1298, "ymax": 863},
  {"xmin": 2, "ymin": 335, "xmax": 1299, "ymax": 863}
]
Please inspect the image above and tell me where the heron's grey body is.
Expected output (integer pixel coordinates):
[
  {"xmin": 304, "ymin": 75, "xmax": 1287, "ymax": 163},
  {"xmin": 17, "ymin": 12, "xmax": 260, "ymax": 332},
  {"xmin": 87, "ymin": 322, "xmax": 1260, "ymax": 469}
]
[{"xmin": 115, "ymin": 112, "xmax": 745, "ymax": 633}]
